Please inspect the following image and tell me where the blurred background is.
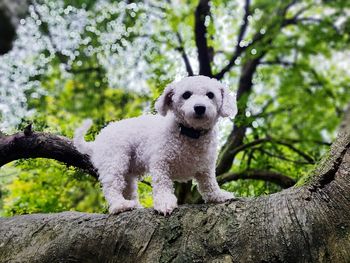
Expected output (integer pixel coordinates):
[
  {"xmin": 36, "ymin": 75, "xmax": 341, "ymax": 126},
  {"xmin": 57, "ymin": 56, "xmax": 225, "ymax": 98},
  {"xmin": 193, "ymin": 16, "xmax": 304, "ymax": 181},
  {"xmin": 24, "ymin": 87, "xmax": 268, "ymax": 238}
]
[{"xmin": 0, "ymin": 0, "xmax": 350, "ymax": 216}]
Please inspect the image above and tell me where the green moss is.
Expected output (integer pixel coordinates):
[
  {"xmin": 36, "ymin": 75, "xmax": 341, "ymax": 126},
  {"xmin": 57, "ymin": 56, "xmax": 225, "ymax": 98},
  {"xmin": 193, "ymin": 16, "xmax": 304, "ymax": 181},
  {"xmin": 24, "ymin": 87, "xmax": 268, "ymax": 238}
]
[{"xmin": 295, "ymin": 151, "xmax": 331, "ymax": 187}]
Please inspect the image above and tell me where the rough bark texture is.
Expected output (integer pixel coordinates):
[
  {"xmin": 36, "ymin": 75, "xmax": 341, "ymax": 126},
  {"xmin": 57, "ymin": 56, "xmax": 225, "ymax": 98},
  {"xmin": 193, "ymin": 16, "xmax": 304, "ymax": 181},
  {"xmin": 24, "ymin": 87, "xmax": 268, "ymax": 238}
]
[{"xmin": 0, "ymin": 128, "xmax": 350, "ymax": 262}]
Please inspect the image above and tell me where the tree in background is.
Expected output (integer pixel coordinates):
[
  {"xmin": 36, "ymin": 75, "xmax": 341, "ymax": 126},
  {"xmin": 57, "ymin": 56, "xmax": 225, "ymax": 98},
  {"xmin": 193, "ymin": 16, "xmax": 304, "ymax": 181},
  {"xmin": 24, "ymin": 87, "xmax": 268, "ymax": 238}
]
[
  {"xmin": 1, "ymin": 0, "xmax": 350, "ymax": 214},
  {"xmin": 1, "ymin": 0, "xmax": 350, "ymax": 261}
]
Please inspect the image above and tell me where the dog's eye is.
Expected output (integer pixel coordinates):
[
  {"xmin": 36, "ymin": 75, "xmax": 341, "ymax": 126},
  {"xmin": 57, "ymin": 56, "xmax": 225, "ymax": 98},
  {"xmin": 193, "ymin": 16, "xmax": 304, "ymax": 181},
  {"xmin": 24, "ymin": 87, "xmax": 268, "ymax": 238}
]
[
  {"xmin": 182, "ymin": 91, "xmax": 192, "ymax": 100},
  {"xmin": 206, "ymin": 92, "xmax": 214, "ymax": 99}
]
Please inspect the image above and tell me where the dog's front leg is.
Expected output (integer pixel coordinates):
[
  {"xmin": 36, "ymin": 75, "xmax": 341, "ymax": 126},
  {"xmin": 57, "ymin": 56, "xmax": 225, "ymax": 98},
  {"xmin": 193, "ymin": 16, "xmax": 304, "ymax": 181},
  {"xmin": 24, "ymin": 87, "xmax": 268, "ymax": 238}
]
[
  {"xmin": 150, "ymin": 165, "xmax": 178, "ymax": 215},
  {"xmin": 195, "ymin": 171, "xmax": 235, "ymax": 203}
]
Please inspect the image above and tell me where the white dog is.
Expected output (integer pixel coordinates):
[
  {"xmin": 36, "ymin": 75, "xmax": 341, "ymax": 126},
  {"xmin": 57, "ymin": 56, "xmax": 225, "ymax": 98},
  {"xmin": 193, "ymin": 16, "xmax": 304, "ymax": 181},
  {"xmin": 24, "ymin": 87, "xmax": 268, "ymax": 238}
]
[{"xmin": 74, "ymin": 75, "xmax": 237, "ymax": 215}]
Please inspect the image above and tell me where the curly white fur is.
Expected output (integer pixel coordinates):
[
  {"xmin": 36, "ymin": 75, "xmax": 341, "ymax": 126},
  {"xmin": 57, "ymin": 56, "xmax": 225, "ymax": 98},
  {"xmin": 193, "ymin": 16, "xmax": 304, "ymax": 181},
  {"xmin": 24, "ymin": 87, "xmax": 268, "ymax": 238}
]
[
  {"xmin": 74, "ymin": 119, "xmax": 93, "ymax": 155},
  {"xmin": 74, "ymin": 75, "xmax": 237, "ymax": 215}
]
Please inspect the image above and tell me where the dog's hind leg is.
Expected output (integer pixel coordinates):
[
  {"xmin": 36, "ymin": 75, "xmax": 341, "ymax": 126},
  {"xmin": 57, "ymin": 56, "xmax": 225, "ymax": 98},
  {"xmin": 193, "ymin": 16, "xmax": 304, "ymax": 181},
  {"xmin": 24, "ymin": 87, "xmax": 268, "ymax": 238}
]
[
  {"xmin": 123, "ymin": 174, "xmax": 143, "ymax": 208},
  {"xmin": 97, "ymin": 154, "xmax": 140, "ymax": 214}
]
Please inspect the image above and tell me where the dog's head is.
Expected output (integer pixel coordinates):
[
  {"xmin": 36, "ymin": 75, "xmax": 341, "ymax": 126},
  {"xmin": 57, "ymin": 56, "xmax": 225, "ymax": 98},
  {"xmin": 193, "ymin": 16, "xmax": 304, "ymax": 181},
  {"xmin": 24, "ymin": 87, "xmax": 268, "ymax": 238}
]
[{"xmin": 155, "ymin": 75, "xmax": 237, "ymax": 130}]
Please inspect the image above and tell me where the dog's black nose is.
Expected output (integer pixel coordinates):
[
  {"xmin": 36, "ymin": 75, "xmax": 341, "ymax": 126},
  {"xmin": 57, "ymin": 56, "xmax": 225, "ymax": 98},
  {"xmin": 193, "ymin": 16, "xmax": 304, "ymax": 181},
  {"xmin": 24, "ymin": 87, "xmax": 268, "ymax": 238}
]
[{"xmin": 194, "ymin": 105, "xmax": 206, "ymax": 115}]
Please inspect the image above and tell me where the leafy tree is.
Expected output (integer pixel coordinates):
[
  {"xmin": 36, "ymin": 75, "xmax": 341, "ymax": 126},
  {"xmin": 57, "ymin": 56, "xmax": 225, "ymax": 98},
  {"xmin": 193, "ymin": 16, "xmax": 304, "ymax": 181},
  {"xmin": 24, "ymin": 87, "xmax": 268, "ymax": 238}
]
[{"xmin": 1, "ymin": 0, "xmax": 350, "ymax": 215}]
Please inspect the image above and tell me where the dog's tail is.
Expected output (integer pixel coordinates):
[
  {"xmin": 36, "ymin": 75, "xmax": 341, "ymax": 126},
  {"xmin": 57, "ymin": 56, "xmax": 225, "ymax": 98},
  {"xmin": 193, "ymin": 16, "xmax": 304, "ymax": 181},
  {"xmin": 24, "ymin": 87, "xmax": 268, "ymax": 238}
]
[{"xmin": 74, "ymin": 119, "xmax": 93, "ymax": 156}]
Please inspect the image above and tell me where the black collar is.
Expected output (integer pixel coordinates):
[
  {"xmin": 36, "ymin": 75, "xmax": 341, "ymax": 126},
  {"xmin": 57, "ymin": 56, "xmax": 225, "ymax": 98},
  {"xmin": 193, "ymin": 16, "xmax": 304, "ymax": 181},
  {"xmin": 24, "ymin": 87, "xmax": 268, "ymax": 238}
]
[{"xmin": 179, "ymin": 123, "xmax": 209, "ymax": 139}]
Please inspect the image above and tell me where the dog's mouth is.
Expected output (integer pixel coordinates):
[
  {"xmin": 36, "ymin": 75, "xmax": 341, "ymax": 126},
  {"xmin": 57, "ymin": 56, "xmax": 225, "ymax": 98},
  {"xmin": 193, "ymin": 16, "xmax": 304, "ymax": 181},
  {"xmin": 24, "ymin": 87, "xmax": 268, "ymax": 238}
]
[
  {"xmin": 187, "ymin": 113, "xmax": 214, "ymax": 129},
  {"xmin": 194, "ymin": 115, "xmax": 205, "ymax": 119},
  {"xmin": 191, "ymin": 112, "xmax": 209, "ymax": 120},
  {"xmin": 180, "ymin": 111, "xmax": 214, "ymax": 129}
]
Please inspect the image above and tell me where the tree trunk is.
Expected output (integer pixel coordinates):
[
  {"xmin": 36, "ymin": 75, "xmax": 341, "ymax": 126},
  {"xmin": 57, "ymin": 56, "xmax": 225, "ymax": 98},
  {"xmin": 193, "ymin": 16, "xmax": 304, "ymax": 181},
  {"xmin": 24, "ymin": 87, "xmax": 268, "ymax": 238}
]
[
  {"xmin": 0, "ymin": 0, "xmax": 29, "ymax": 54},
  {"xmin": 1, "ymin": 118, "xmax": 350, "ymax": 262}
]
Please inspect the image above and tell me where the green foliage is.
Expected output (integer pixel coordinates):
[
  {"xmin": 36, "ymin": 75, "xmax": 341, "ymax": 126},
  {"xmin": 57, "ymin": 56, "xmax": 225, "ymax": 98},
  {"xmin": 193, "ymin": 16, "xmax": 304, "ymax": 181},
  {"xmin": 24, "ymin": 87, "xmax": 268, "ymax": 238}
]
[
  {"xmin": 3, "ymin": 160, "xmax": 106, "ymax": 216},
  {"xmin": 223, "ymin": 179, "xmax": 282, "ymax": 197}
]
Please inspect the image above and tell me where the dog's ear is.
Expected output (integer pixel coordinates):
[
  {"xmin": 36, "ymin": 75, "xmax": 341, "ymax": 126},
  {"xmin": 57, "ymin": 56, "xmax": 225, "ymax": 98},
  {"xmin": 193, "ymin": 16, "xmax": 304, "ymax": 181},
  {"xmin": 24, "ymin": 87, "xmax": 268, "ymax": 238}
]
[
  {"xmin": 219, "ymin": 85, "xmax": 237, "ymax": 118},
  {"xmin": 155, "ymin": 83, "xmax": 174, "ymax": 116}
]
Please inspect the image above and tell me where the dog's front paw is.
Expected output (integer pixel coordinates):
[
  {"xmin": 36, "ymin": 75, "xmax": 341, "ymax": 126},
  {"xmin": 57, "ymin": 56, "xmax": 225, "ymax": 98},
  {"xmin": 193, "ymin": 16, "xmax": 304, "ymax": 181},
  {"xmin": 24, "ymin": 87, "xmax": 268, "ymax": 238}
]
[
  {"xmin": 206, "ymin": 190, "xmax": 235, "ymax": 203},
  {"xmin": 109, "ymin": 199, "xmax": 140, "ymax": 214},
  {"xmin": 153, "ymin": 194, "xmax": 178, "ymax": 216}
]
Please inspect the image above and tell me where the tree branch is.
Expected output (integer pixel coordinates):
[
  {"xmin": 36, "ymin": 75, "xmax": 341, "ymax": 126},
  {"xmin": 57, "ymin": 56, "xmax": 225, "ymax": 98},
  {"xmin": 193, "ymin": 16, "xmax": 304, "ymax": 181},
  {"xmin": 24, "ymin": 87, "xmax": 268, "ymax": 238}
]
[
  {"xmin": 0, "ymin": 0, "xmax": 30, "ymax": 54},
  {"xmin": 258, "ymin": 148, "xmax": 313, "ymax": 165},
  {"xmin": 217, "ymin": 170, "xmax": 296, "ymax": 188},
  {"xmin": 2, "ymin": 136, "xmax": 350, "ymax": 262},
  {"xmin": 67, "ymin": 67, "xmax": 102, "ymax": 74},
  {"xmin": 215, "ymin": 1, "xmax": 306, "ymax": 175},
  {"xmin": 213, "ymin": 0, "xmax": 253, "ymax": 80},
  {"xmin": 214, "ymin": 32, "xmax": 264, "ymax": 80},
  {"xmin": 229, "ymin": 138, "xmax": 271, "ymax": 156},
  {"xmin": 283, "ymin": 14, "xmax": 340, "ymax": 34},
  {"xmin": 219, "ymin": 136, "xmax": 316, "ymax": 177},
  {"xmin": 1, "ymin": 106, "xmax": 350, "ymax": 263},
  {"xmin": 260, "ymin": 59, "xmax": 295, "ymax": 67},
  {"xmin": 1, "ymin": 83, "xmax": 350, "ymax": 263},
  {"xmin": 214, "ymin": 0, "xmax": 299, "ymax": 80},
  {"xmin": 0, "ymin": 7, "xmax": 16, "ymax": 55},
  {"xmin": 273, "ymin": 140, "xmax": 315, "ymax": 164},
  {"xmin": 164, "ymin": 0, "xmax": 194, "ymax": 76},
  {"xmin": 194, "ymin": 0, "xmax": 212, "ymax": 76},
  {"xmin": 216, "ymin": 56, "xmax": 263, "ymax": 175},
  {"xmin": 175, "ymin": 33, "xmax": 194, "ymax": 76},
  {"xmin": 237, "ymin": 0, "xmax": 251, "ymax": 46},
  {"xmin": 238, "ymin": 137, "xmax": 316, "ymax": 162},
  {"xmin": 0, "ymin": 131, "xmax": 97, "ymax": 178}
]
